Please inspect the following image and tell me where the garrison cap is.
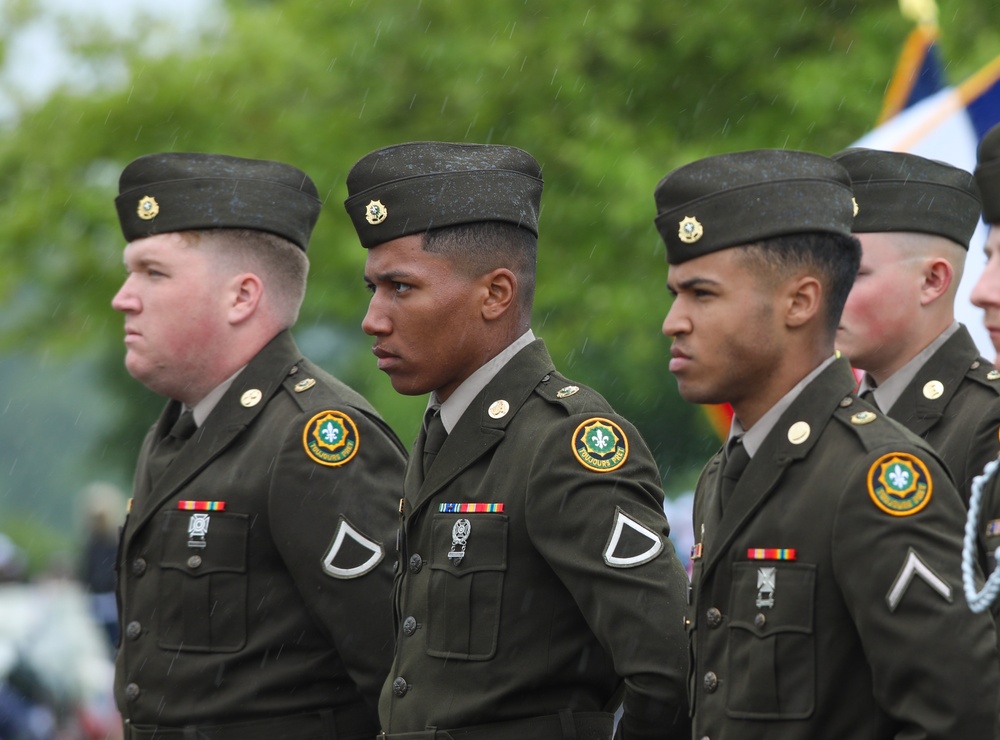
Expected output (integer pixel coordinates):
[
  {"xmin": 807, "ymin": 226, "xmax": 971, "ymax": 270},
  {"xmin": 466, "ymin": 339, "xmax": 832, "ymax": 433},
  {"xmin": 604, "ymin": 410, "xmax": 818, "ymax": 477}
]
[
  {"xmin": 116, "ymin": 152, "xmax": 322, "ymax": 251},
  {"xmin": 975, "ymin": 123, "xmax": 1000, "ymax": 224},
  {"xmin": 833, "ymin": 148, "xmax": 981, "ymax": 248},
  {"xmin": 344, "ymin": 141, "xmax": 543, "ymax": 248},
  {"xmin": 654, "ymin": 149, "xmax": 855, "ymax": 264}
]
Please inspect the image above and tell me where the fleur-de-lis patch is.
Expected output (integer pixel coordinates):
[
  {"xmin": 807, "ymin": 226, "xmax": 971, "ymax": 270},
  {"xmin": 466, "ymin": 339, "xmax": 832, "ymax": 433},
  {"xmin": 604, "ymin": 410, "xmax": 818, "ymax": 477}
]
[
  {"xmin": 572, "ymin": 417, "xmax": 629, "ymax": 473},
  {"xmin": 303, "ymin": 410, "xmax": 360, "ymax": 467},
  {"xmin": 868, "ymin": 452, "xmax": 933, "ymax": 517}
]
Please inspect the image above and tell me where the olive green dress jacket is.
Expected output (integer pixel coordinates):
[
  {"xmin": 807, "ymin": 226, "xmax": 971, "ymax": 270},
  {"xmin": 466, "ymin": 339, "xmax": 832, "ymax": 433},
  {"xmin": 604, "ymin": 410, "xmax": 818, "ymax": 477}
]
[
  {"xmin": 883, "ymin": 324, "xmax": 1000, "ymax": 504},
  {"xmin": 115, "ymin": 330, "xmax": 405, "ymax": 737},
  {"xmin": 688, "ymin": 358, "xmax": 998, "ymax": 740},
  {"xmin": 378, "ymin": 340, "xmax": 691, "ymax": 739}
]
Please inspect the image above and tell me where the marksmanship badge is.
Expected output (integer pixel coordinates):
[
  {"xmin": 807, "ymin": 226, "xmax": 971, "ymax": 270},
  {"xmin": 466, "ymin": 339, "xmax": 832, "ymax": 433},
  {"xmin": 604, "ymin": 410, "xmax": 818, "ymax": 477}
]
[
  {"xmin": 303, "ymin": 410, "xmax": 360, "ymax": 467},
  {"xmin": 868, "ymin": 452, "xmax": 932, "ymax": 517},
  {"xmin": 572, "ymin": 417, "xmax": 629, "ymax": 473},
  {"xmin": 188, "ymin": 513, "xmax": 210, "ymax": 549}
]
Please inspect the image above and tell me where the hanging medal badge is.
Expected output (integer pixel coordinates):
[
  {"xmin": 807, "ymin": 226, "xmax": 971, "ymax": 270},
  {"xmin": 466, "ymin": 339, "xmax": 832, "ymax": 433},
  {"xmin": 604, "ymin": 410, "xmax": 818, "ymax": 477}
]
[
  {"xmin": 756, "ymin": 566, "xmax": 776, "ymax": 609},
  {"xmin": 188, "ymin": 513, "xmax": 210, "ymax": 549},
  {"xmin": 448, "ymin": 518, "xmax": 472, "ymax": 564}
]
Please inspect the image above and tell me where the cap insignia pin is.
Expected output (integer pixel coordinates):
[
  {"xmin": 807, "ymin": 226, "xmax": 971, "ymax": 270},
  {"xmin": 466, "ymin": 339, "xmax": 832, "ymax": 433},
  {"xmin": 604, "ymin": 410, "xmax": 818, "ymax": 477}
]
[
  {"xmin": 556, "ymin": 385, "xmax": 580, "ymax": 399},
  {"xmin": 365, "ymin": 199, "xmax": 388, "ymax": 225},
  {"xmin": 678, "ymin": 216, "xmax": 703, "ymax": 244},
  {"xmin": 241, "ymin": 389, "xmax": 263, "ymax": 407},
  {"xmin": 988, "ymin": 370, "xmax": 1000, "ymax": 381},
  {"xmin": 851, "ymin": 410, "xmax": 877, "ymax": 425},
  {"xmin": 137, "ymin": 195, "xmax": 159, "ymax": 220}
]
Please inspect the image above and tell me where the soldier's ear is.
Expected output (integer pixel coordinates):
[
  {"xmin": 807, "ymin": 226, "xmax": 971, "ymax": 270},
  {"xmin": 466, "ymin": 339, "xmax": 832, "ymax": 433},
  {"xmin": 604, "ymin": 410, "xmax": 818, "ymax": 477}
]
[
  {"xmin": 783, "ymin": 274, "xmax": 822, "ymax": 329},
  {"xmin": 227, "ymin": 272, "xmax": 264, "ymax": 325},
  {"xmin": 919, "ymin": 257, "xmax": 953, "ymax": 306},
  {"xmin": 480, "ymin": 268, "xmax": 516, "ymax": 322}
]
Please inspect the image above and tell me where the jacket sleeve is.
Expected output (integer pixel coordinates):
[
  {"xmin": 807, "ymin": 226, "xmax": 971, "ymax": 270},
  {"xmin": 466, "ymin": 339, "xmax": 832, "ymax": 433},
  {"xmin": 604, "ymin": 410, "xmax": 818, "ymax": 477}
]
[
  {"xmin": 832, "ymin": 445, "xmax": 1000, "ymax": 738},
  {"xmin": 268, "ymin": 405, "xmax": 406, "ymax": 717},
  {"xmin": 525, "ymin": 412, "xmax": 691, "ymax": 739}
]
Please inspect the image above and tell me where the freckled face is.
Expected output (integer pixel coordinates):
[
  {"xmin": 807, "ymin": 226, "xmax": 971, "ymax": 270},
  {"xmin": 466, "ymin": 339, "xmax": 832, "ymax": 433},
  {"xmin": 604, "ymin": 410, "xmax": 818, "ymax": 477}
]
[
  {"xmin": 971, "ymin": 226, "xmax": 1000, "ymax": 362},
  {"xmin": 835, "ymin": 232, "xmax": 924, "ymax": 374},
  {"xmin": 362, "ymin": 234, "xmax": 489, "ymax": 401},
  {"xmin": 661, "ymin": 248, "xmax": 784, "ymax": 409},
  {"xmin": 111, "ymin": 233, "xmax": 230, "ymax": 401}
]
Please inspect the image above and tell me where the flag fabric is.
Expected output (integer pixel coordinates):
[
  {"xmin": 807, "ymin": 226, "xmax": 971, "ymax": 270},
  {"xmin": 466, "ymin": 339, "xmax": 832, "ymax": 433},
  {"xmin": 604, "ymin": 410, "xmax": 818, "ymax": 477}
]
[{"xmin": 851, "ymin": 41, "xmax": 1000, "ymax": 362}]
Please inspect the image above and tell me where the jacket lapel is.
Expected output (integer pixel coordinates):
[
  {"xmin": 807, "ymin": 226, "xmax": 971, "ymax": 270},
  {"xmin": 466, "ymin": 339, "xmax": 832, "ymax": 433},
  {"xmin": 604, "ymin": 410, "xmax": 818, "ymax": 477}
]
[
  {"xmin": 127, "ymin": 331, "xmax": 302, "ymax": 536},
  {"xmin": 701, "ymin": 358, "xmax": 858, "ymax": 578},
  {"xmin": 408, "ymin": 340, "xmax": 554, "ymax": 512},
  {"xmin": 887, "ymin": 326, "xmax": 978, "ymax": 436}
]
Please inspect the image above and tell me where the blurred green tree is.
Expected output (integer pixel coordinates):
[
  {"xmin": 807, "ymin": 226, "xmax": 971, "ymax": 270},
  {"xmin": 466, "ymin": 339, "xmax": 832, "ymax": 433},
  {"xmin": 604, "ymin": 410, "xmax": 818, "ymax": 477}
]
[{"xmin": 0, "ymin": 0, "xmax": 997, "ymax": 544}]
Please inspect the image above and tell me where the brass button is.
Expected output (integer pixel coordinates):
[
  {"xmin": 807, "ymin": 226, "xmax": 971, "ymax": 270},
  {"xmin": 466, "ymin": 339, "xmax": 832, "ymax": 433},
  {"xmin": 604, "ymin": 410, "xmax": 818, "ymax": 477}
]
[
  {"xmin": 131, "ymin": 558, "xmax": 147, "ymax": 576},
  {"xmin": 706, "ymin": 607, "xmax": 722, "ymax": 628},
  {"xmin": 409, "ymin": 554, "xmax": 423, "ymax": 573},
  {"xmin": 187, "ymin": 555, "xmax": 202, "ymax": 569},
  {"xmin": 125, "ymin": 683, "xmax": 141, "ymax": 701},
  {"xmin": 125, "ymin": 621, "xmax": 142, "ymax": 640},
  {"xmin": 402, "ymin": 616, "xmax": 418, "ymax": 637},
  {"xmin": 703, "ymin": 672, "xmax": 719, "ymax": 693},
  {"xmin": 754, "ymin": 613, "xmax": 767, "ymax": 629},
  {"xmin": 392, "ymin": 677, "xmax": 409, "ymax": 697}
]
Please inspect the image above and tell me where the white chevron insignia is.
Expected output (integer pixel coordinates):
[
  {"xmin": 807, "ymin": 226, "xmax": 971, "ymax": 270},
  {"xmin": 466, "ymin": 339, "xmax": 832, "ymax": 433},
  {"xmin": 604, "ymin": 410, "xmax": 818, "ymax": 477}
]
[{"xmin": 886, "ymin": 547, "xmax": 953, "ymax": 612}]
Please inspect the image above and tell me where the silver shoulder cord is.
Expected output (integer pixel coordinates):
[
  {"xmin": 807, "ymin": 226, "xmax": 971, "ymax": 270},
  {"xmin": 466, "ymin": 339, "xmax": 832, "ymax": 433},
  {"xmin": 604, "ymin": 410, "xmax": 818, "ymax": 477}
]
[{"xmin": 963, "ymin": 456, "xmax": 1000, "ymax": 613}]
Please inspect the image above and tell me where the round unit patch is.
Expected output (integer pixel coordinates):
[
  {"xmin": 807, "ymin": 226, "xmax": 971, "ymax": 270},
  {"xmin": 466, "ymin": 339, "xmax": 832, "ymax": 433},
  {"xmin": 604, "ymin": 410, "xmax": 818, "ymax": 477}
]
[
  {"xmin": 572, "ymin": 417, "xmax": 629, "ymax": 473},
  {"xmin": 303, "ymin": 410, "xmax": 360, "ymax": 467},
  {"xmin": 868, "ymin": 452, "xmax": 933, "ymax": 517}
]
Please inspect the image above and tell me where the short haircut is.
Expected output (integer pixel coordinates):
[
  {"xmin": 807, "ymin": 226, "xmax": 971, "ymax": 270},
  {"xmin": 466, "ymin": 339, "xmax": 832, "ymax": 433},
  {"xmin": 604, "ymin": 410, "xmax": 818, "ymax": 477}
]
[
  {"xmin": 738, "ymin": 231, "xmax": 862, "ymax": 338},
  {"xmin": 423, "ymin": 221, "xmax": 537, "ymax": 313},
  {"xmin": 196, "ymin": 228, "xmax": 309, "ymax": 327}
]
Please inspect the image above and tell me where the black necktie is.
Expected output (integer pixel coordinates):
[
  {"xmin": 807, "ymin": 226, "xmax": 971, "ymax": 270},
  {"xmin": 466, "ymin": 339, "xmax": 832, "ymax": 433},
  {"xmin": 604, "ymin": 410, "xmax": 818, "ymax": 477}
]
[
  {"xmin": 720, "ymin": 439, "xmax": 751, "ymax": 511},
  {"xmin": 422, "ymin": 409, "xmax": 448, "ymax": 477},
  {"xmin": 147, "ymin": 409, "xmax": 197, "ymax": 486}
]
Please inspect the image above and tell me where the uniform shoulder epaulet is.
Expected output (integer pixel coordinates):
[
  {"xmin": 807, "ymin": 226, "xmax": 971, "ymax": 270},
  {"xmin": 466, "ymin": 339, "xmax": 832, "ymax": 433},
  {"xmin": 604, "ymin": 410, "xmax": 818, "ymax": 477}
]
[
  {"xmin": 831, "ymin": 394, "xmax": 920, "ymax": 454},
  {"xmin": 534, "ymin": 371, "xmax": 612, "ymax": 415},
  {"xmin": 965, "ymin": 357, "xmax": 1000, "ymax": 394}
]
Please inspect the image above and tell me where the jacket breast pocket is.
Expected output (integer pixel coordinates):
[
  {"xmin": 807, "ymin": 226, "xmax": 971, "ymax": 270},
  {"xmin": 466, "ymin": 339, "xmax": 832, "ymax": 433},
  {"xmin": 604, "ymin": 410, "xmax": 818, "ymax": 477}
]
[
  {"xmin": 426, "ymin": 514, "xmax": 507, "ymax": 661},
  {"xmin": 157, "ymin": 510, "xmax": 249, "ymax": 653},
  {"xmin": 726, "ymin": 561, "xmax": 816, "ymax": 720}
]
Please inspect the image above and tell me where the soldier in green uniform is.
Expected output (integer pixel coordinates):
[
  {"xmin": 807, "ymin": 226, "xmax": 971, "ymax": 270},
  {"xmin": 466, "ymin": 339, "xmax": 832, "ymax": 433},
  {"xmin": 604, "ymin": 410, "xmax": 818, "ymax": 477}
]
[
  {"xmin": 344, "ymin": 142, "xmax": 691, "ymax": 739},
  {"xmin": 832, "ymin": 148, "xmax": 1000, "ymax": 505},
  {"xmin": 972, "ymin": 125, "xmax": 1000, "ymax": 585},
  {"xmin": 655, "ymin": 149, "xmax": 999, "ymax": 739},
  {"xmin": 111, "ymin": 153, "xmax": 406, "ymax": 740}
]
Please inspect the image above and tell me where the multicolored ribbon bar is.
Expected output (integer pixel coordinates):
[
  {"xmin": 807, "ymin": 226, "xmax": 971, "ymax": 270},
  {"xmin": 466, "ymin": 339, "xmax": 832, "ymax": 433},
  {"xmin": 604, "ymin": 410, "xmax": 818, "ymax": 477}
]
[
  {"xmin": 438, "ymin": 502, "xmax": 504, "ymax": 513},
  {"xmin": 747, "ymin": 548, "xmax": 796, "ymax": 561},
  {"xmin": 178, "ymin": 500, "xmax": 227, "ymax": 511},
  {"xmin": 987, "ymin": 520, "xmax": 1000, "ymax": 537},
  {"xmin": 690, "ymin": 543, "xmax": 703, "ymax": 561}
]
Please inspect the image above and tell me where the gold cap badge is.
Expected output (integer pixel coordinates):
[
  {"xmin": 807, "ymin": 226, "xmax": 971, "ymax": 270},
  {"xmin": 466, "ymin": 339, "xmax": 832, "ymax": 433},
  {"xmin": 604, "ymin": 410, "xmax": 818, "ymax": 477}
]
[
  {"xmin": 137, "ymin": 196, "xmax": 159, "ymax": 220},
  {"xmin": 678, "ymin": 216, "xmax": 703, "ymax": 244},
  {"xmin": 365, "ymin": 200, "xmax": 388, "ymax": 225}
]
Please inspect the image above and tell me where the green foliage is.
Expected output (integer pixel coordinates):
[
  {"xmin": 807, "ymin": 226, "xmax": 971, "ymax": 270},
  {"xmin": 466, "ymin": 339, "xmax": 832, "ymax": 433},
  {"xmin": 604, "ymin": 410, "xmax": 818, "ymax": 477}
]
[{"xmin": 0, "ymin": 0, "xmax": 997, "ymax": 524}]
